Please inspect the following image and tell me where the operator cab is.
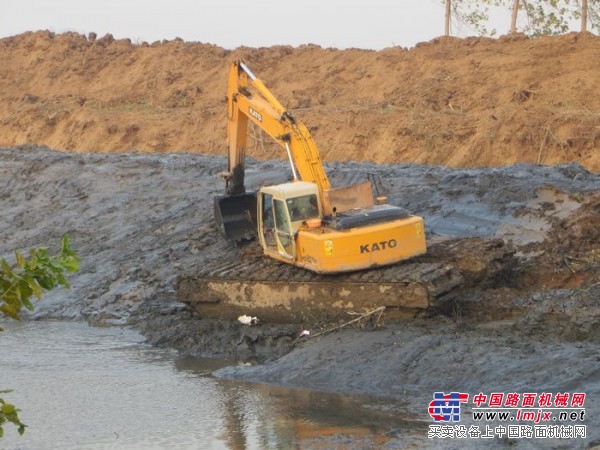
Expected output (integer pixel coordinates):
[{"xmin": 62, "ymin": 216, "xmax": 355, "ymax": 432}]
[{"xmin": 258, "ymin": 181, "xmax": 321, "ymax": 260}]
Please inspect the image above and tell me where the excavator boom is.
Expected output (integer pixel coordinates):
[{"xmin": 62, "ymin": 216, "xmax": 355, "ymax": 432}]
[
  {"xmin": 224, "ymin": 61, "xmax": 331, "ymax": 195},
  {"xmin": 216, "ymin": 61, "xmax": 333, "ymax": 241}
]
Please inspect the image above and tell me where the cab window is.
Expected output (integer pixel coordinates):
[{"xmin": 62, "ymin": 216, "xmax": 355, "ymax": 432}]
[{"xmin": 286, "ymin": 194, "xmax": 319, "ymax": 222}]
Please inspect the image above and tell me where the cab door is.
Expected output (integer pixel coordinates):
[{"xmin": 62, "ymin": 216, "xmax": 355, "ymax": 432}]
[
  {"xmin": 272, "ymin": 198, "xmax": 296, "ymax": 260},
  {"xmin": 258, "ymin": 192, "xmax": 277, "ymax": 253}
]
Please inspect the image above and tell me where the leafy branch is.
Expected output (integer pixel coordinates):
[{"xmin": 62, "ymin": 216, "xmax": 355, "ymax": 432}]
[
  {"xmin": 0, "ymin": 235, "xmax": 79, "ymax": 323},
  {"xmin": 0, "ymin": 391, "xmax": 25, "ymax": 438},
  {"xmin": 0, "ymin": 235, "xmax": 80, "ymax": 438}
]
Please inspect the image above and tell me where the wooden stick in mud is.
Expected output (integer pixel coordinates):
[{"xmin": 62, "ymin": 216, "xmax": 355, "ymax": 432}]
[{"xmin": 309, "ymin": 306, "xmax": 386, "ymax": 339}]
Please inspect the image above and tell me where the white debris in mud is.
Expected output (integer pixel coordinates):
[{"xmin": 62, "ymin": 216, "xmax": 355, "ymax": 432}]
[{"xmin": 238, "ymin": 315, "xmax": 259, "ymax": 325}]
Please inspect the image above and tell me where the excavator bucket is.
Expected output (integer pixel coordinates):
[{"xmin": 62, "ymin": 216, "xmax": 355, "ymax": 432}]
[{"xmin": 214, "ymin": 193, "xmax": 257, "ymax": 241}]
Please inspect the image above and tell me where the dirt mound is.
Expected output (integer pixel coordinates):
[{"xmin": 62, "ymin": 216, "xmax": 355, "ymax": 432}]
[{"xmin": 0, "ymin": 31, "xmax": 599, "ymax": 170}]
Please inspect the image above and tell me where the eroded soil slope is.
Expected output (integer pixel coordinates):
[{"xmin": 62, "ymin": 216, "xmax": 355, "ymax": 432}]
[{"xmin": 0, "ymin": 31, "xmax": 599, "ymax": 169}]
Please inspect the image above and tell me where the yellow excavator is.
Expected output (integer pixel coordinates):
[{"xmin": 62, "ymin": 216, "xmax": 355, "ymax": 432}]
[
  {"xmin": 215, "ymin": 60, "xmax": 427, "ymax": 273},
  {"xmin": 176, "ymin": 60, "xmax": 466, "ymax": 323}
]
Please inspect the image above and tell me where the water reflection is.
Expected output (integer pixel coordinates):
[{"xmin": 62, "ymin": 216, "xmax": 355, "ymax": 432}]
[
  {"xmin": 174, "ymin": 355, "xmax": 425, "ymax": 448},
  {"xmin": 0, "ymin": 321, "xmax": 422, "ymax": 449}
]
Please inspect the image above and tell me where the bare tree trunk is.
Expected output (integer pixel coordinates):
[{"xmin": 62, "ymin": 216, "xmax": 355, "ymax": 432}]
[
  {"xmin": 510, "ymin": 0, "xmax": 520, "ymax": 34},
  {"xmin": 445, "ymin": 0, "xmax": 452, "ymax": 36},
  {"xmin": 581, "ymin": 0, "xmax": 588, "ymax": 32}
]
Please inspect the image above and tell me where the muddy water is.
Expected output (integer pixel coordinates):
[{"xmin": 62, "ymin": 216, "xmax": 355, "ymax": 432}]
[{"xmin": 0, "ymin": 321, "xmax": 421, "ymax": 449}]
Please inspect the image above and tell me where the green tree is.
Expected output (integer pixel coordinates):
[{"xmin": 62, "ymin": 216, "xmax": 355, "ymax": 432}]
[
  {"xmin": 522, "ymin": 0, "xmax": 576, "ymax": 35},
  {"xmin": 0, "ymin": 235, "xmax": 79, "ymax": 438},
  {"xmin": 443, "ymin": 0, "xmax": 509, "ymax": 36},
  {"xmin": 536, "ymin": 0, "xmax": 600, "ymax": 32},
  {"xmin": 445, "ymin": 0, "xmax": 599, "ymax": 36}
]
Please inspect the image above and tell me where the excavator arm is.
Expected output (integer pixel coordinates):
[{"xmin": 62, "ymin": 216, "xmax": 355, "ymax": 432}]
[
  {"xmin": 224, "ymin": 61, "xmax": 331, "ymax": 200},
  {"xmin": 216, "ymin": 60, "xmax": 389, "ymax": 241}
]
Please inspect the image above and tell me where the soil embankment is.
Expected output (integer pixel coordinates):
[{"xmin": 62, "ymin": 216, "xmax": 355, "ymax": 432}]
[{"xmin": 0, "ymin": 31, "xmax": 599, "ymax": 170}]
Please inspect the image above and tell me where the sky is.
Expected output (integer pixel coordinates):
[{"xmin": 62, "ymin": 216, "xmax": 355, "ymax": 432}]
[{"xmin": 0, "ymin": 0, "xmax": 512, "ymax": 49}]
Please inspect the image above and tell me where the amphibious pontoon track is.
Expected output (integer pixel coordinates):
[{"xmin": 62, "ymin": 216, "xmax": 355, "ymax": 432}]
[{"xmin": 176, "ymin": 237, "xmax": 515, "ymax": 323}]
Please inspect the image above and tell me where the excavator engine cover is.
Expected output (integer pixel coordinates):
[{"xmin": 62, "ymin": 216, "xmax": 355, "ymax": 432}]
[{"xmin": 214, "ymin": 193, "xmax": 257, "ymax": 241}]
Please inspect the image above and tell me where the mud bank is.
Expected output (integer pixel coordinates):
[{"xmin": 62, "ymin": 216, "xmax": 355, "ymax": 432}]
[{"xmin": 1, "ymin": 146, "xmax": 599, "ymax": 447}]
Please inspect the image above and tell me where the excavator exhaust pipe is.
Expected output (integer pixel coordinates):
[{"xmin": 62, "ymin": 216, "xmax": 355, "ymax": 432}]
[{"xmin": 214, "ymin": 193, "xmax": 257, "ymax": 241}]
